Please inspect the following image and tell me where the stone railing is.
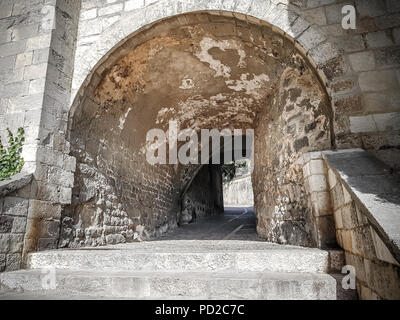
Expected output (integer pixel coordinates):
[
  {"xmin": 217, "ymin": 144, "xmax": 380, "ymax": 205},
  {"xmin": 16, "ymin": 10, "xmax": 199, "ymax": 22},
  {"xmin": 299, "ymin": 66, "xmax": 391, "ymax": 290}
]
[
  {"xmin": 297, "ymin": 148, "xmax": 400, "ymax": 299},
  {"xmin": 0, "ymin": 173, "xmax": 33, "ymax": 272},
  {"xmin": 323, "ymin": 149, "xmax": 400, "ymax": 300}
]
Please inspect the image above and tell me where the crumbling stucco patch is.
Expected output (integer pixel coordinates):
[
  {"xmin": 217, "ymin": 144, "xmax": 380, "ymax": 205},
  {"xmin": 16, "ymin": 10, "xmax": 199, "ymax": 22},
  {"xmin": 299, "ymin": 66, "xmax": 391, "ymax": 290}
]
[{"xmin": 194, "ymin": 37, "xmax": 247, "ymax": 78}]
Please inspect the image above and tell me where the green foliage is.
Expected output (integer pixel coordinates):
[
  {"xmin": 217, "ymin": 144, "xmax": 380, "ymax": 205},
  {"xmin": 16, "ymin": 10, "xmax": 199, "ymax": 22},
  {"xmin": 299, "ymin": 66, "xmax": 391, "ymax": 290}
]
[
  {"xmin": 222, "ymin": 160, "xmax": 246, "ymax": 182},
  {"xmin": 0, "ymin": 127, "xmax": 25, "ymax": 181}
]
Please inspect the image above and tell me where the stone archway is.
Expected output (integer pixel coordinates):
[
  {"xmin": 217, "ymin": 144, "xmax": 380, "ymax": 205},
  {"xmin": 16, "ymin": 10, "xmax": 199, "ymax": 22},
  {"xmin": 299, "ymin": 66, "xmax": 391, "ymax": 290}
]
[
  {"xmin": 70, "ymin": 1, "xmax": 340, "ymax": 110},
  {"xmin": 60, "ymin": 11, "xmax": 334, "ymax": 249}
]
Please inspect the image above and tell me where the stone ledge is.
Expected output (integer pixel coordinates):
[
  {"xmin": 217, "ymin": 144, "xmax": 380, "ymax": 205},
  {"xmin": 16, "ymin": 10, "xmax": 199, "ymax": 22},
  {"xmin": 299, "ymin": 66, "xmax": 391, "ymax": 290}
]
[
  {"xmin": 0, "ymin": 173, "xmax": 33, "ymax": 197},
  {"xmin": 322, "ymin": 148, "xmax": 400, "ymax": 264}
]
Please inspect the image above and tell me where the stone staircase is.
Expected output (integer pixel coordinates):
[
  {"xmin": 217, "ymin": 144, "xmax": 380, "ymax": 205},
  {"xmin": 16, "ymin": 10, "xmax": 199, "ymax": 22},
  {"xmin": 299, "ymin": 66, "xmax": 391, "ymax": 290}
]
[{"xmin": 0, "ymin": 240, "xmax": 350, "ymax": 299}]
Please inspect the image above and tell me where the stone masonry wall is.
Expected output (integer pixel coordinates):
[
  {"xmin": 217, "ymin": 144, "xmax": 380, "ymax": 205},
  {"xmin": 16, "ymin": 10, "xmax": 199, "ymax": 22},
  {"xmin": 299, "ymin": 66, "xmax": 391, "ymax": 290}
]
[
  {"xmin": 298, "ymin": 152, "xmax": 337, "ymax": 249},
  {"xmin": 293, "ymin": 149, "xmax": 400, "ymax": 299},
  {"xmin": 253, "ymin": 61, "xmax": 333, "ymax": 248},
  {"xmin": 24, "ymin": 0, "xmax": 81, "ymax": 256},
  {"xmin": 184, "ymin": 165, "xmax": 223, "ymax": 220},
  {"xmin": 0, "ymin": 0, "xmax": 81, "ymax": 270},
  {"xmin": 325, "ymin": 155, "xmax": 400, "ymax": 300},
  {"xmin": 0, "ymin": 0, "xmax": 56, "ymax": 173},
  {"xmin": 223, "ymin": 175, "xmax": 254, "ymax": 207},
  {"xmin": 0, "ymin": 174, "xmax": 32, "ymax": 272}
]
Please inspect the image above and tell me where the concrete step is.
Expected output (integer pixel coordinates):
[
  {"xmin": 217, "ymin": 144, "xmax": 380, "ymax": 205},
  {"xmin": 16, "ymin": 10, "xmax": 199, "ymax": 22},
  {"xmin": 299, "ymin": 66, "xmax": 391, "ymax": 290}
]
[
  {"xmin": 0, "ymin": 269, "xmax": 337, "ymax": 300},
  {"xmin": 26, "ymin": 240, "xmax": 340, "ymax": 273}
]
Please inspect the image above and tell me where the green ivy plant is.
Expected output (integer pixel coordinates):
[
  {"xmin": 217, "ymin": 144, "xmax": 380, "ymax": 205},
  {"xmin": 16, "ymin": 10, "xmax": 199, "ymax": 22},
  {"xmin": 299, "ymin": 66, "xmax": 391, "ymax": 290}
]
[{"xmin": 0, "ymin": 127, "xmax": 25, "ymax": 181}]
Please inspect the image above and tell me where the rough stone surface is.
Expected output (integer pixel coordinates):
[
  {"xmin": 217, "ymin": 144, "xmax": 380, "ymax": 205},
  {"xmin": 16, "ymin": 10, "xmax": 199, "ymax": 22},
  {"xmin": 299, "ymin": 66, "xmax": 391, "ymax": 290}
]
[{"xmin": 323, "ymin": 149, "xmax": 400, "ymax": 300}]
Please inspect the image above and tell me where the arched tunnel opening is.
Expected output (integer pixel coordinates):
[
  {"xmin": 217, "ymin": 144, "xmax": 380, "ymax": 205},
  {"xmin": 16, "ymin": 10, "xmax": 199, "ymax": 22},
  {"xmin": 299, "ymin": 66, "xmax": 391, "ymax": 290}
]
[
  {"xmin": 60, "ymin": 12, "xmax": 334, "ymax": 249},
  {"xmin": 173, "ymin": 134, "xmax": 258, "ymax": 241}
]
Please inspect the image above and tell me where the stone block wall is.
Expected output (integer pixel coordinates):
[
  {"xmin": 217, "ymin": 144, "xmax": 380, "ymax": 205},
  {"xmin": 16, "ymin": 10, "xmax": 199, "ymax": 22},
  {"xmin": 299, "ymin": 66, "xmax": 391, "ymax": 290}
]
[
  {"xmin": 0, "ymin": 0, "xmax": 57, "ymax": 173},
  {"xmin": 295, "ymin": 149, "xmax": 400, "ymax": 299},
  {"xmin": 73, "ymin": 0, "xmax": 156, "ymax": 98},
  {"xmin": 23, "ymin": 0, "xmax": 81, "ymax": 255},
  {"xmin": 184, "ymin": 165, "xmax": 223, "ymax": 220},
  {"xmin": 0, "ymin": 0, "xmax": 81, "ymax": 269},
  {"xmin": 253, "ymin": 59, "xmax": 332, "ymax": 248},
  {"xmin": 0, "ymin": 173, "xmax": 32, "ymax": 271},
  {"xmin": 300, "ymin": 0, "xmax": 400, "ymax": 169},
  {"xmin": 299, "ymin": 152, "xmax": 337, "ymax": 249},
  {"xmin": 323, "ymin": 150, "xmax": 400, "ymax": 300},
  {"xmin": 223, "ymin": 175, "xmax": 254, "ymax": 207}
]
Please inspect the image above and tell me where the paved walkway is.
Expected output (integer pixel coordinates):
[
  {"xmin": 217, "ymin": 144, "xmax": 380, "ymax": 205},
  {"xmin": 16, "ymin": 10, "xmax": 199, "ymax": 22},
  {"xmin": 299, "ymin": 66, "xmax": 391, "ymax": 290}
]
[{"xmin": 159, "ymin": 207, "xmax": 261, "ymax": 241}]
